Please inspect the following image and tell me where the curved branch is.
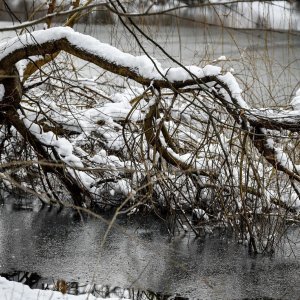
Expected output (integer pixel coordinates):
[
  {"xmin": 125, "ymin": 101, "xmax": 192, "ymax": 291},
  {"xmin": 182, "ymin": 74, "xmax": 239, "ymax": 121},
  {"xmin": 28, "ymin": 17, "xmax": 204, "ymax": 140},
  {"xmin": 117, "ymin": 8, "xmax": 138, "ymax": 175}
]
[
  {"xmin": 250, "ymin": 126, "xmax": 300, "ymax": 182},
  {"xmin": 4, "ymin": 109, "xmax": 88, "ymax": 206},
  {"xmin": 246, "ymin": 109, "xmax": 300, "ymax": 132},
  {"xmin": 1, "ymin": 27, "xmax": 300, "ymax": 184},
  {"xmin": 0, "ymin": 27, "xmax": 221, "ymax": 89},
  {"xmin": 21, "ymin": 0, "xmax": 93, "ymax": 82},
  {"xmin": 143, "ymin": 100, "xmax": 216, "ymax": 179}
]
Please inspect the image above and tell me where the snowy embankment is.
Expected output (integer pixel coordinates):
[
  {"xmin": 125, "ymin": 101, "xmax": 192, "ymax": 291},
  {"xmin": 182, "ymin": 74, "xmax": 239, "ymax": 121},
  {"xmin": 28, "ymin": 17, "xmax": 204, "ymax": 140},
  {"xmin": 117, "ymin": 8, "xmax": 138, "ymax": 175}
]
[
  {"xmin": 151, "ymin": 0, "xmax": 300, "ymax": 30},
  {"xmin": 0, "ymin": 276, "xmax": 126, "ymax": 300}
]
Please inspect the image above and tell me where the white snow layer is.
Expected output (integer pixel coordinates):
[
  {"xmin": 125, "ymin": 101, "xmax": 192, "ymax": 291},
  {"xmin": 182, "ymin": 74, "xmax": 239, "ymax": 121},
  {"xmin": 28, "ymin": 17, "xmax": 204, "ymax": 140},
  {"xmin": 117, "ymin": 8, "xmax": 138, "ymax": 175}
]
[
  {"xmin": 217, "ymin": 55, "xmax": 226, "ymax": 61},
  {"xmin": 22, "ymin": 117, "xmax": 84, "ymax": 168},
  {"xmin": 0, "ymin": 27, "xmax": 221, "ymax": 83},
  {"xmin": 0, "ymin": 276, "xmax": 125, "ymax": 300},
  {"xmin": 0, "ymin": 27, "xmax": 251, "ymax": 115},
  {"xmin": 290, "ymin": 88, "xmax": 300, "ymax": 110},
  {"xmin": 193, "ymin": 208, "xmax": 209, "ymax": 221},
  {"xmin": 0, "ymin": 84, "xmax": 4, "ymax": 100},
  {"xmin": 218, "ymin": 72, "xmax": 249, "ymax": 109}
]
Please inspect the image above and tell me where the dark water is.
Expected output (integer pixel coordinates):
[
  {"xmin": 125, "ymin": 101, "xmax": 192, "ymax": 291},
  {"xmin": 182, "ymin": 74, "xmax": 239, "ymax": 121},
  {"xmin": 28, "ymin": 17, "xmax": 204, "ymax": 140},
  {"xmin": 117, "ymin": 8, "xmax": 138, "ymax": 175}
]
[{"xmin": 0, "ymin": 204, "xmax": 299, "ymax": 299}]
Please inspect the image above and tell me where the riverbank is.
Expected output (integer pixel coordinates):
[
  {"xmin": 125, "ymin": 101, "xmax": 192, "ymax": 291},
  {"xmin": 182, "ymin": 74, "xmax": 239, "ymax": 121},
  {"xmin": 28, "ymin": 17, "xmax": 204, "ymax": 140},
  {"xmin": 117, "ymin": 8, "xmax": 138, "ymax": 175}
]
[
  {"xmin": 0, "ymin": 276, "xmax": 116, "ymax": 300},
  {"xmin": 0, "ymin": 1, "xmax": 299, "ymax": 30}
]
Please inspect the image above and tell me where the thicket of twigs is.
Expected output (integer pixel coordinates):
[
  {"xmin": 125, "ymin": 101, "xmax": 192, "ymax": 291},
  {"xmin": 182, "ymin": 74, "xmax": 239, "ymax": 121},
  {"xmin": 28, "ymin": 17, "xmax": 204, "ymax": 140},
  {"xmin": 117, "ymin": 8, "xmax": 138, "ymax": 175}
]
[{"xmin": 0, "ymin": 0, "xmax": 299, "ymax": 254}]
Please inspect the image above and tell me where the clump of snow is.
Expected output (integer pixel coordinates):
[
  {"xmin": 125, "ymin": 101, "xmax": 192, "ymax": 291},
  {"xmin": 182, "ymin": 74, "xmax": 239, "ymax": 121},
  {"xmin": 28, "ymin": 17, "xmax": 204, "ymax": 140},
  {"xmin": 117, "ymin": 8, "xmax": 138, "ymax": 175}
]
[
  {"xmin": 217, "ymin": 72, "xmax": 249, "ymax": 109},
  {"xmin": 114, "ymin": 179, "xmax": 134, "ymax": 196},
  {"xmin": 16, "ymin": 56, "xmax": 44, "ymax": 80},
  {"xmin": 0, "ymin": 276, "xmax": 129, "ymax": 300},
  {"xmin": 216, "ymin": 55, "xmax": 227, "ymax": 61},
  {"xmin": 193, "ymin": 208, "xmax": 209, "ymax": 221},
  {"xmin": 266, "ymin": 137, "xmax": 274, "ymax": 149},
  {"xmin": 290, "ymin": 88, "xmax": 300, "ymax": 110},
  {"xmin": 203, "ymin": 65, "xmax": 221, "ymax": 77},
  {"xmin": 91, "ymin": 151, "xmax": 124, "ymax": 169},
  {"xmin": 264, "ymin": 132, "xmax": 294, "ymax": 170},
  {"xmin": 274, "ymin": 147, "xmax": 294, "ymax": 170},
  {"xmin": 290, "ymin": 192, "xmax": 300, "ymax": 210},
  {"xmin": 0, "ymin": 84, "xmax": 4, "ymax": 100},
  {"xmin": 164, "ymin": 65, "xmax": 221, "ymax": 82},
  {"xmin": 22, "ymin": 117, "xmax": 84, "ymax": 168},
  {"xmin": 69, "ymin": 168, "xmax": 95, "ymax": 191},
  {"xmin": 111, "ymin": 87, "xmax": 144, "ymax": 103}
]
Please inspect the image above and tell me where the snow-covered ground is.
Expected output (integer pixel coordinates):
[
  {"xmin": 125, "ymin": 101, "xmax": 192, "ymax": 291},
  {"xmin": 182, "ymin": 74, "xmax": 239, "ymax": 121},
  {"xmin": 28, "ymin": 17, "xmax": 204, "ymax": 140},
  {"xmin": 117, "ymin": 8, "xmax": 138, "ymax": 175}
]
[
  {"xmin": 150, "ymin": 0, "xmax": 300, "ymax": 30},
  {"xmin": 0, "ymin": 276, "xmax": 127, "ymax": 300}
]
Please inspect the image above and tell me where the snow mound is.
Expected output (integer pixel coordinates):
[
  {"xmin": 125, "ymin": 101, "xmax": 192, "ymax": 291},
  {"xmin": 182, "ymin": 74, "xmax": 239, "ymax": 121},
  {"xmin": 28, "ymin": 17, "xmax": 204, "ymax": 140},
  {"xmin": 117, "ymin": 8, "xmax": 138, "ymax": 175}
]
[
  {"xmin": 0, "ymin": 84, "xmax": 4, "ymax": 101},
  {"xmin": 291, "ymin": 88, "xmax": 300, "ymax": 110},
  {"xmin": 0, "ymin": 276, "xmax": 128, "ymax": 300}
]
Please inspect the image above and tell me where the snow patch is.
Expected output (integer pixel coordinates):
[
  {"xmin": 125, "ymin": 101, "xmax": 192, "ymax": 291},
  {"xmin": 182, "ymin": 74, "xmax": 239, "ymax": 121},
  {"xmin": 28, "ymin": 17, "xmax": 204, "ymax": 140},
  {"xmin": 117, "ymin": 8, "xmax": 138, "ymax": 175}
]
[
  {"xmin": 290, "ymin": 92, "xmax": 300, "ymax": 110},
  {"xmin": 0, "ymin": 276, "xmax": 125, "ymax": 300},
  {"xmin": 217, "ymin": 55, "xmax": 227, "ymax": 61},
  {"xmin": 0, "ymin": 84, "xmax": 4, "ymax": 101},
  {"xmin": 217, "ymin": 72, "xmax": 249, "ymax": 109},
  {"xmin": 193, "ymin": 208, "xmax": 209, "ymax": 221},
  {"xmin": 22, "ymin": 117, "xmax": 84, "ymax": 168}
]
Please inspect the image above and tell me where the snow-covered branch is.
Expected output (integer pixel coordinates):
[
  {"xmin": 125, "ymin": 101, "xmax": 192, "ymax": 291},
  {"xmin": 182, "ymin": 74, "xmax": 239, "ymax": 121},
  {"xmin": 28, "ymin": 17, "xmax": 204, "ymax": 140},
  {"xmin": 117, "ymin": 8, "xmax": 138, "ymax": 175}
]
[
  {"xmin": 0, "ymin": 25, "xmax": 299, "ymax": 250},
  {"xmin": 0, "ymin": 27, "xmax": 221, "ymax": 88}
]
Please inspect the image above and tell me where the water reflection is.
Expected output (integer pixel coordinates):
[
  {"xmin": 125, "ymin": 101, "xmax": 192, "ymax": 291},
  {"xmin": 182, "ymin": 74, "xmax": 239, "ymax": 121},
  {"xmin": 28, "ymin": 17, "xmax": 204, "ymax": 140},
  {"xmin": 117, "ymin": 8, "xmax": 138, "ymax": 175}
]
[{"xmin": 0, "ymin": 204, "xmax": 299, "ymax": 299}]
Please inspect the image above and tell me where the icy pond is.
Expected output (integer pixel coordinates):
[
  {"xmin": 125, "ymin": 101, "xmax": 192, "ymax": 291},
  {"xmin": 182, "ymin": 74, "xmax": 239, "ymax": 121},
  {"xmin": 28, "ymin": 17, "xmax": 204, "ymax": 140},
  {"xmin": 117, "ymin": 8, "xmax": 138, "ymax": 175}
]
[{"xmin": 0, "ymin": 204, "xmax": 299, "ymax": 299}]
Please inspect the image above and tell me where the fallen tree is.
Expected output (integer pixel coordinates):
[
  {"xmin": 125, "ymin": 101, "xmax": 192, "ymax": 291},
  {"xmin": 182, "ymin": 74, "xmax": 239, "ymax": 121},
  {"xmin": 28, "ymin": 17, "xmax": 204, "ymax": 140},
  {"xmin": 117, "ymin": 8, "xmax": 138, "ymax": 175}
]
[{"xmin": 0, "ymin": 24, "xmax": 299, "ymax": 253}]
